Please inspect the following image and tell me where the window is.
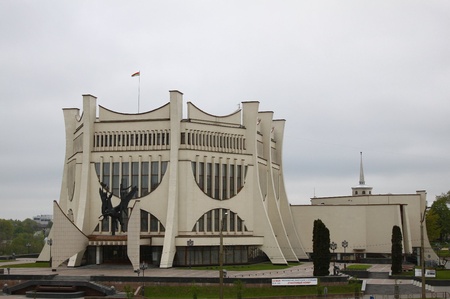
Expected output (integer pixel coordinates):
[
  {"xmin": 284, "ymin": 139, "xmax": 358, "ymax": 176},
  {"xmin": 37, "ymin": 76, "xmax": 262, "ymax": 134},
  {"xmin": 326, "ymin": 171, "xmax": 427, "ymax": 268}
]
[
  {"xmin": 122, "ymin": 162, "xmax": 129, "ymax": 187},
  {"xmin": 102, "ymin": 162, "xmax": 110, "ymax": 187},
  {"xmin": 199, "ymin": 162, "xmax": 204, "ymax": 190},
  {"xmin": 151, "ymin": 162, "xmax": 159, "ymax": 190},
  {"xmin": 141, "ymin": 162, "xmax": 149, "ymax": 196},
  {"xmin": 112, "ymin": 162, "xmax": 120, "ymax": 196},
  {"xmin": 140, "ymin": 210, "xmax": 148, "ymax": 232},
  {"xmin": 150, "ymin": 214, "xmax": 159, "ymax": 232},
  {"xmin": 132, "ymin": 162, "xmax": 139, "ymax": 197},
  {"xmin": 222, "ymin": 164, "xmax": 227, "ymax": 199},
  {"xmin": 206, "ymin": 163, "xmax": 212, "ymax": 196},
  {"xmin": 214, "ymin": 163, "xmax": 220, "ymax": 199}
]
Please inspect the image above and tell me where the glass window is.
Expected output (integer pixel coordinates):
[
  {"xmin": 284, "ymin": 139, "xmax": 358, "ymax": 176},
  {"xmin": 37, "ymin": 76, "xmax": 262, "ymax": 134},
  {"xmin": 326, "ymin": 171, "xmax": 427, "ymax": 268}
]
[
  {"xmin": 161, "ymin": 161, "xmax": 168, "ymax": 175},
  {"xmin": 230, "ymin": 164, "xmax": 235, "ymax": 196},
  {"xmin": 230, "ymin": 211, "xmax": 235, "ymax": 232},
  {"xmin": 140, "ymin": 210, "xmax": 148, "ymax": 232},
  {"xmin": 222, "ymin": 164, "xmax": 227, "ymax": 199},
  {"xmin": 150, "ymin": 214, "xmax": 158, "ymax": 232},
  {"xmin": 112, "ymin": 162, "xmax": 120, "ymax": 196},
  {"xmin": 141, "ymin": 162, "xmax": 149, "ymax": 196},
  {"xmin": 214, "ymin": 163, "xmax": 220, "ymax": 199},
  {"xmin": 237, "ymin": 165, "xmax": 242, "ymax": 191},
  {"xmin": 95, "ymin": 163, "xmax": 100, "ymax": 178},
  {"xmin": 102, "ymin": 162, "xmax": 110, "ymax": 187},
  {"xmin": 122, "ymin": 162, "xmax": 129, "ymax": 187},
  {"xmin": 132, "ymin": 162, "xmax": 139, "ymax": 197},
  {"xmin": 198, "ymin": 216, "xmax": 204, "ymax": 232},
  {"xmin": 199, "ymin": 162, "xmax": 204, "ymax": 190},
  {"xmin": 101, "ymin": 217, "xmax": 109, "ymax": 232},
  {"xmin": 151, "ymin": 162, "xmax": 159, "ymax": 190},
  {"xmin": 222, "ymin": 209, "xmax": 228, "ymax": 231},
  {"xmin": 206, "ymin": 163, "xmax": 212, "ymax": 197},
  {"xmin": 206, "ymin": 210, "xmax": 212, "ymax": 232},
  {"xmin": 180, "ymin": 132, "xmax": 185, "ymax": 145},
  {"xmin": 214, "ymin": 209, "xmax": 219, "ymax": 232}
]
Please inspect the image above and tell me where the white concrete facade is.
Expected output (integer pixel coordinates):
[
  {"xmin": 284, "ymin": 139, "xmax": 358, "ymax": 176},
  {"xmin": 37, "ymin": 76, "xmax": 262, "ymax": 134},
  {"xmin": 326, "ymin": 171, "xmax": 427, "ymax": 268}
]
[
  {"xmin": 39, "ymin": 91, "xmax": 307, "ymax": 270},
  {"xmin": 38, "ymin": 91, "xmax": 436, "ymax": 270}
]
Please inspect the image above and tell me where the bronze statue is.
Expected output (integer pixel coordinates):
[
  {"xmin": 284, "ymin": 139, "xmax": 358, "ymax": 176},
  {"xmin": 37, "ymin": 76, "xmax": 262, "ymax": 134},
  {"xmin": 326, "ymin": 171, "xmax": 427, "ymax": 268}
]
[{"xmin": 99, "ymin": 183, "xmax": 138, "ymax": 235}]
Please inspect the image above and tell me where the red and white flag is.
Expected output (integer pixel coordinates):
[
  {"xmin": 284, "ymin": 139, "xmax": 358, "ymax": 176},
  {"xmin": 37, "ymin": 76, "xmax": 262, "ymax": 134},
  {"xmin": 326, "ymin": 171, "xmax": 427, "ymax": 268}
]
[{"xmin": 131, "ymin": 71, "xmax": 140, "ymax": 77}]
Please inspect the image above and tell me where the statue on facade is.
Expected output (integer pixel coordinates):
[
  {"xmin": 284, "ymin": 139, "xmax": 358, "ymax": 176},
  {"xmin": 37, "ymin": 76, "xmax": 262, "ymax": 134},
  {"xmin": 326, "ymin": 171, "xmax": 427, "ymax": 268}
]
[{"xmin": 99, "ymin": 183, "xmax": 138, "ymax": 235}]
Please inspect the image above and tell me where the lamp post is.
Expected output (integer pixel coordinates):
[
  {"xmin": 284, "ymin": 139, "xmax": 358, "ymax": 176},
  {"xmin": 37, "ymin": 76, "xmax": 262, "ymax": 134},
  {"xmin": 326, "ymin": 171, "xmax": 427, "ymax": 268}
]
[
  {"xmin": 342, "ymin": 240, "xmax": 348, "ymax": 269},
  {"xmin": 47, "ymin": 238, "xmax": 53, "ymax": 269},
  {"xmin": 219, "ymin": 211, "xmax": 228, "ymax": 299},
  {"xmin": 330, "ymin": 242, "xmax": 337, "ymax": 275},
  {"xmin": 187, "ymin": 239, "xmax": 194, "ymax": 268},
  {"xmin": 140, "ymin": 261, "xmax": 148, "ymax": 296},
  {"xmin": 420, "ymin": 208, "xmax": 427, "ymax": 299},
  {"xmin": 26, "ymin": 243, "xmax": 31, "ymax": 254}
]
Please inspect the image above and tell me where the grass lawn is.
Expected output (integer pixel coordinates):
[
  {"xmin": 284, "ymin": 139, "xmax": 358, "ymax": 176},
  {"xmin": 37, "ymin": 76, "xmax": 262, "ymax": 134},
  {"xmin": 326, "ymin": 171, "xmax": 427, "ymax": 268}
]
[
  {"xmin": 143, "ymin": 284, "xmax": 360, "ymax": 298},
  {"xmin": 344, "ymin": 264, "xmax": 372, "ymax": 271},
  {"xmin": 182, "ymin": 262, "xmax": 298, "ymax": 271},
  {"xmin": 0, "ymin": 261, "xmax": 49, "ymax": 268}
]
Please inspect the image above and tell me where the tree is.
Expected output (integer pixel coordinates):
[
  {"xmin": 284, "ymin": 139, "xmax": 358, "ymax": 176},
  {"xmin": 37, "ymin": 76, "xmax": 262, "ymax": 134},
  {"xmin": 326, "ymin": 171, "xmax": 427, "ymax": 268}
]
[
  {"xmin": 312, "ymin": 219, "xmax": 331, "ymax": 276},
  {"xmin": 426, "ymin": 192, "xmax": 450, "ymax": 242},
  {"xmin": 391, "ymin": 225, "xmax": 403, "ymax": 274}
]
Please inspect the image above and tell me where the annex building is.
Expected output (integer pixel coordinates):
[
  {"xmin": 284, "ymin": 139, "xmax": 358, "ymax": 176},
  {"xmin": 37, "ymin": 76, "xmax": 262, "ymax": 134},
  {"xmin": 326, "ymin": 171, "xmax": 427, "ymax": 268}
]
[{"xmin": 39, "ymin": 91, "xmax": 437, "ymax": 270}]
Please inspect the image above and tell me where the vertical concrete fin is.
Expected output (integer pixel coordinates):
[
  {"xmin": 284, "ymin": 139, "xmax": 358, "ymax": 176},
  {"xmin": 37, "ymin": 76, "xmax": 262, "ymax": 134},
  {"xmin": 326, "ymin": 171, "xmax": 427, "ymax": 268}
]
[
  {"xmin": 51, "ymin": 201, "xmax": 89, "ymax": 269},
  {"xmin": 160, "ymin": 90, "xmax": 183, "ymax": 268},
  {"xmin": 242, "ymin": 101, "xmax": 287, "ymax": 265},
  {"xmin": 128, "ymin": 200, "xmax": 141, "ymax": 270}
]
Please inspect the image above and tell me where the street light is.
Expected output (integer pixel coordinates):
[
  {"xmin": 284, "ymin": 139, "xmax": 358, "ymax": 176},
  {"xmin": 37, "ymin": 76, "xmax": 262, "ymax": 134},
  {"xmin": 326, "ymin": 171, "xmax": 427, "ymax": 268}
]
[
  {"xmin": 187, "ymin": 239, "xmax": 194, "ymax": 268},
  {"xmin": 140, "ymin": 261, "xmax": 148, "ymax": 296},
  {"xmin": 219, "ymin": 211, "xmax": 228, "ymax": 299},
  {"xmin": 330, "ymin": 242, "xmax": 337, "ymax": 275},
  {"xmin": 342, "ymin": 240, "xmax": 348, "ymax": 269},
  {"xmin": 47, "ymin": 238, "xmax": 53, "ymax": 269},
  {"xmin": 26, "ymin": 243, "xmax": 31, "ymax": 254},
  {"xmin": 420, "ymin": 207, "xmax": 428, "ymax": 299}
]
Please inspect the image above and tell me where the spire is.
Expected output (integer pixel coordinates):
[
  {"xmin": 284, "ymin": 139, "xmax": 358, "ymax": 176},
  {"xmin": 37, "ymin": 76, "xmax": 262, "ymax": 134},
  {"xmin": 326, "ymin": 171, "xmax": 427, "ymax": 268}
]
[
  {"xmin": 352, "ymin": 151, "xmax": 372, "ymax": 196},
  {"xmin": 359, "ymin": 152, "xmax": 365, "ymax": 185}
]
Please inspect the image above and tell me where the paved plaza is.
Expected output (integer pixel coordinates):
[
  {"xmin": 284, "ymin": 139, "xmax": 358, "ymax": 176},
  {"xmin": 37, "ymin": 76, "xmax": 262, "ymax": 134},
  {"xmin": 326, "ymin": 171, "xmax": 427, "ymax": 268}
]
[{"xmin": 2, "ymin": 258, "xmax": 450, "ymax": 298}]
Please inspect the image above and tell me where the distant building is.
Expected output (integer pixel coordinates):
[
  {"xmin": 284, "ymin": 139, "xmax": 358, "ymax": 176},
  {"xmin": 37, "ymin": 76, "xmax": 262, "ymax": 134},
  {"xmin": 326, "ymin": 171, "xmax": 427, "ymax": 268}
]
[
  {"xmin": 290, "ymin": 153, "xmax": 438, "ymax": 265},
  {"xmin": 33, "ymin": 215, "xmax": 52, "ymax": 227}
]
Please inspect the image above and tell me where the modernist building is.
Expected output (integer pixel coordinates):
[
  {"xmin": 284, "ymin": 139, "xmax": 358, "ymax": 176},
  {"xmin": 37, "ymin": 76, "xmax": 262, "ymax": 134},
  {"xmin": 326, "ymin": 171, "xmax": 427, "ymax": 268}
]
[
  {"xmin": 38, "ymin": 91, "xmax": 307, "ymax": 270},
  {"xmin": 38, "ymin": 91, "xmax": 436, "ymax": 270}
]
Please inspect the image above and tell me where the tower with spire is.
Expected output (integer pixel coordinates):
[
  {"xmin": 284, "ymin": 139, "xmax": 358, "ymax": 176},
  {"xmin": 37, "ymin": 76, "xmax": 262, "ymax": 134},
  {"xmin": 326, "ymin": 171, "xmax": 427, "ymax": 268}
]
[{"xmin": 352, "ymin": 152, "xmax": 373, "ymax": 196}]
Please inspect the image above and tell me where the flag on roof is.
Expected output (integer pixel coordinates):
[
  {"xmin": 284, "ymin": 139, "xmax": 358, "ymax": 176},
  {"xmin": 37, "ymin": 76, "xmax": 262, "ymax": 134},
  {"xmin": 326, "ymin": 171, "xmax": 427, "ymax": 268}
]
[{"xmin": 131, "ymin": 71, "xmax": 140, "ymax": 77}]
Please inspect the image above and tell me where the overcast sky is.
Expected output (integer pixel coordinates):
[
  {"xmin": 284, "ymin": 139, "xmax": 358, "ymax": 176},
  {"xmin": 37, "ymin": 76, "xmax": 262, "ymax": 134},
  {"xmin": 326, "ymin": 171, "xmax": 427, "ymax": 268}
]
[{"xmin": 1, "ymin": 1, "xmax": 450, "ymax": 220}]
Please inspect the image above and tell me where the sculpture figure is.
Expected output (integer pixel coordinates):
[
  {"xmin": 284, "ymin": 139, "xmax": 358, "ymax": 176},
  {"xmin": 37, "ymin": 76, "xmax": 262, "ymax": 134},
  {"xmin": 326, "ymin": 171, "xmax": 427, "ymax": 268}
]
[{"xmin": 99, "ymin": 183, "xmax": 138, "ymax": 235}]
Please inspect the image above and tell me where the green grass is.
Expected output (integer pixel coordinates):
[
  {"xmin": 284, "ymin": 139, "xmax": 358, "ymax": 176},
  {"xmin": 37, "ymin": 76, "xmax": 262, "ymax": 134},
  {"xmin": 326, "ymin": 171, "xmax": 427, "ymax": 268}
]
[
  {"xmin": 0, "ymin": 261, "xmax": 49, "ymax": 268},
  {"xmin": 344, "ymin": 264, "xmax": 372, "ymax": 270},
  {"xmin": 436, "ymin": 270, "xmax": 450, "ymax": 279},
  {"xmin": 143, "ymin": 284, "xmax": 360, "ymax": 298},
  {"xmin": 181, "ymin": 262, "xmax": 298, "ymax": 271}
]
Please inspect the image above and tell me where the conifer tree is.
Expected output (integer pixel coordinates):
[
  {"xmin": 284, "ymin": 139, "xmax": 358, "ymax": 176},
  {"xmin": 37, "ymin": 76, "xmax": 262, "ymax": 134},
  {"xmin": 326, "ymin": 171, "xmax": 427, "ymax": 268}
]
[
  {"xmin": 391, "ymin": 225, "xmax": 403, "ymax": 274},
  {"xmin": 312, "ymin": 219, "xmax": 331, "ymax": 276}
]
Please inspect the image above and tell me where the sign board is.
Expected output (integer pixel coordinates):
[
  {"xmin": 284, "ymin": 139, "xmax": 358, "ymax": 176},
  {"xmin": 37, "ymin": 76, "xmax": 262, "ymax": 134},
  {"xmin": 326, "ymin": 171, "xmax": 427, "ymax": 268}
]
[
  {"xmin": 414, "ymin": 269, "xmax": 436, "ymax": 278},
  {"xmin": 272, "ymin": 278, "xmax": 318, "ymax": 286}
]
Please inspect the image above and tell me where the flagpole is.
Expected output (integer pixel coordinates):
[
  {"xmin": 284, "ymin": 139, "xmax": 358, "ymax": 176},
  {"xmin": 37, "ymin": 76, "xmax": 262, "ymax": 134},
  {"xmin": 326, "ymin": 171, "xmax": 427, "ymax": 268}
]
[
  {"xmin": 132, "ymin": 71, "xmax": 141, "ymax": 113},
  {"xmin": 138, "ymin": 72, "xmax": 140, "ymax": 113}
]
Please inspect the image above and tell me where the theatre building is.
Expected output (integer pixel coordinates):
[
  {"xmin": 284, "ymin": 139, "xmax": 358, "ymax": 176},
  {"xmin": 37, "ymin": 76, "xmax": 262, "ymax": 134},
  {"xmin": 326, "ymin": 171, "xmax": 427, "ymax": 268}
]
[
  {"xmin": 38, "ymin": 90, "xmax": 438, "ymax": 271},
  {"xmin": 39, "ymin": 91, "xmax": 308, "ymax": 270}
]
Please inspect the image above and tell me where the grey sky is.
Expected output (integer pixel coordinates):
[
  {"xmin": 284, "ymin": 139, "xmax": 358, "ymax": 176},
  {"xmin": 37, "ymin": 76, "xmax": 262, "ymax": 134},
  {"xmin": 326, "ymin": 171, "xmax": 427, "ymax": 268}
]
[{"xmin": 1, "ymin": 1, "xmax": 450, "ymax": 220}]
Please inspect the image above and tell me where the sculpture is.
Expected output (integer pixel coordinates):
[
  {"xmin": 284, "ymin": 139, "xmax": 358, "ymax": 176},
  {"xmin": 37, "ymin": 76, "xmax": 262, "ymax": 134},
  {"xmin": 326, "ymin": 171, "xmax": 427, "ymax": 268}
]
[{"xmin": 99, "ymin": 183, "xmax": 138, "ymax": 235}]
